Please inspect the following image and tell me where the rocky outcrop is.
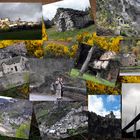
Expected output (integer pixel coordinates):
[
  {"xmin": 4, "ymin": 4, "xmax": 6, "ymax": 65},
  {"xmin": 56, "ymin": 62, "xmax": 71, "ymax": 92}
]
[
  {"xmin": 0, "ymin": 42, "xmax": 27, "ymax": 59},
  {"xmin": 89, "ymin": 112, "xmax": 121, "ymax": 139},
  {"xmin": 97, "ymin": 0, "xmax": 140, "ymax": 37},
  {"xmin": 54, "ymin": 8, "xmax": 94, "ymax": 32}
]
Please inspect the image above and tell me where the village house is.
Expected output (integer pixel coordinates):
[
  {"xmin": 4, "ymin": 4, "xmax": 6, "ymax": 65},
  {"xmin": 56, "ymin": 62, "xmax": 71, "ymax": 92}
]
[
  {"xmin": 54, "ymin": 8, "xmax": 93, "ymax": 32},
  {"xmin": 0, "ymin": 56, "xmax": 29, "ymax": 77},
  {"xmin": 0, "ymin": 18, "xmax": 40, "ymax": 30},
  {"xmin": 100, "ymin": 51, "xmax": 116, "ymax": 60},
  {"xmin": 120, "ymin": 52, "xmax": 138, "ymax": 67},
  {"xmin": 88, "ymin": 51, "xmax": 119, "ymax": 82}
]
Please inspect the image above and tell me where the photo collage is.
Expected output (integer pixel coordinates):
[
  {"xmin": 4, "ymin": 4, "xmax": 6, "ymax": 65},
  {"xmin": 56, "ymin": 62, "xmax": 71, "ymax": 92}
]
[{"xmin": 0, "ymin": 0, "xmax": 140, "ymax": 139}]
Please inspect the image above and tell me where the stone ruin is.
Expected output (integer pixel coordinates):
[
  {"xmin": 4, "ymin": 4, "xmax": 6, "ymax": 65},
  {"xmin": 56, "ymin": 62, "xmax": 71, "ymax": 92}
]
[
  {"xmin": 120, "ymin": 52, "xmax": 138, "ymax": 67},
  {"xmin": 54, "ymin": 8, "xmax": 94, "ymax": 32},
  {"xmin": 75, "ymin": 44, "xmax": 120, "ymax": 82}
]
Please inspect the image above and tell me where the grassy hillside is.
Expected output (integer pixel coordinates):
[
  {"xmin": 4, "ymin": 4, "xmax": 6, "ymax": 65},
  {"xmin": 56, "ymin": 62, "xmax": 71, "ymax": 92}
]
[
  {"xmin": 70, "ymin": 68, "xmax": 116, "ymax": 87},
  {"xmin": 47, "ymin": 24, "xmax": 96, "ymax": 41}
]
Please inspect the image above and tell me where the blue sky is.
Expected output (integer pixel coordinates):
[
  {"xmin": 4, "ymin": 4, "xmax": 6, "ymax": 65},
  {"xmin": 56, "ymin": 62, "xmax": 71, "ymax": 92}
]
[
  {"xmin": 43, "ymin": 0, "xmax": 91, "ymax": 20},
  {"xmin": 88, "ymin": 95, "xmax": 121, "ymax": 118}
]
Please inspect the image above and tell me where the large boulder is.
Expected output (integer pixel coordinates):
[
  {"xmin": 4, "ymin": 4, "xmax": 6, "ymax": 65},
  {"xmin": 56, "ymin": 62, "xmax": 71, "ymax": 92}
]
[
  {"xmin": 97, "ymin": 0, "xmax": 140, "ymax": 37},
  {"xmin": 0, "ymin": 42, "xmax": 27, "ymax": 59}
]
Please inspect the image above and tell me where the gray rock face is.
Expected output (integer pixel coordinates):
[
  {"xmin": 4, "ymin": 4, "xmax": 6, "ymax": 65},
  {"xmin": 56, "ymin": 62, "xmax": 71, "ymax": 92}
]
[
  {"xmin": 0, "ymin": 42, "xmax": 27, "ymax": 59},
  {"xmin": 54, "ymin": 8, "xmax": 93, "ymax": 32},
  {"xmin": 89, "ymin": 112, "xmax": 121, "ymax": 139},
  {"xmin": 97, "ymin": 0, "xmax": 140, "ymax": 37}
]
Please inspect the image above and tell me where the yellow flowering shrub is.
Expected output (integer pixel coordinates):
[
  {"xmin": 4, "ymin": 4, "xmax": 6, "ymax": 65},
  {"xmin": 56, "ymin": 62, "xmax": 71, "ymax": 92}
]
[
  {"xmin": 69, "ymin": 44, "xmax": 78, "ymax": 58},
  {"xmin": 0, "ymin": 40, "xmax": 20, "ymax": 49},
  {"xmin": 119, "ymin": 76, "xmax": 140, "ymax": 83},
  {"xmin": 57, "ymin": 37, "xmax": 73, "ymax": 42},
  {"xmin": 45, "ymin": 43, "xmax": 78, "ymax": 58},
  {"xmin": 24, "ymin": 40, "xmax": 44, "ymax": 58},
  {"xmin": 66, "ymin": 37, "xmax": 73, "ymax": 42},
  {"xmin": 87, "ymin": 81, "xmax": 121, "ymax": 94},
  {"xmin": 76, "ymin": 32, "xmax": 123, "ymax": 53},
  {"xmin": 18, "ymin": 84, "xmax": 29, "ymax": 97},
  {"xmin": 42, "ymin": 21, "xmax": 48, "ymax": 41},
  {"xmin": 45, "ymin": 43, "xmax": 70, "ymax": 57}
]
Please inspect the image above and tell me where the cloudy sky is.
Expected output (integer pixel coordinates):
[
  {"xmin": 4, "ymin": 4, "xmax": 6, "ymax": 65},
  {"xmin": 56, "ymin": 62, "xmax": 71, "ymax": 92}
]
[
  {"xmin": 43, "ymin": 0, "xmax": 91, "ymax": 20},
  {"xmin": 122, "ymin": 83, "xmax": 140, "ymax": 132},
  {"xmin": 0, "ymin": 3, "xmax": 42, "ymax": 22},
  {"xmin": 88, "ymin": 95, "xmax": 121, "ymax": 118}
]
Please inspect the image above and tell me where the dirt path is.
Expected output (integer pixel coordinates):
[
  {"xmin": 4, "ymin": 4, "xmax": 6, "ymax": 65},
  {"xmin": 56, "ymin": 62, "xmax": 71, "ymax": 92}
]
[{"xmin": 29, "ymin": 93, "xmax": 73, "ymax": 101}]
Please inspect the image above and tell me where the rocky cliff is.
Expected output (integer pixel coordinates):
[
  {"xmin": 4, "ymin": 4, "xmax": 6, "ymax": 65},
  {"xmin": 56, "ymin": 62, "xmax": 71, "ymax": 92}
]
[
  {"xmin": 89, "ymin": 112, "xmax": 121, "ymax": 139},
  {"xmin": 0, "ymin": 42, "xmax": 27, "ymax": 59},
  {"xmin": 96, "ymin": 0, "xmax": 140, "ymax": 37}
]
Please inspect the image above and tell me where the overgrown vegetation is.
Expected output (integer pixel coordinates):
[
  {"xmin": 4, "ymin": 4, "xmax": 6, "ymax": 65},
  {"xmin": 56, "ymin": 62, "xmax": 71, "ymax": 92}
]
[{"xmin": 47, "ymin": 24, "xmax": 96, "ymax": 42}]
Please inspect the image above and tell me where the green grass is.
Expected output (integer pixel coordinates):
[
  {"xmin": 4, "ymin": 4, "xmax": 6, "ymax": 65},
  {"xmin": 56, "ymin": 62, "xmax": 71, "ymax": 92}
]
[
  {"xmin": 47, "ymin": 24, "xmax": 96, "ymax": 41},
  {"xmin": 121, "ymin": 65, "xmax": 140, "ymax": 69},
  {"xmin": 0, "ymin": 29, "xmax": 42, "ymax": 40},
  {"xmin": 120, "ymin": 65, "xmax": 140, "ymax": 72},
  {"xmin": 70, "ymin": 68, "xmax": 115, "ymax": 87}
]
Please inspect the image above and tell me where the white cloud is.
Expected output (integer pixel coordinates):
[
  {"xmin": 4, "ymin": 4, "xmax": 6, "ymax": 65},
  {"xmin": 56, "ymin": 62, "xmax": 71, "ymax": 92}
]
[
  {"xmin": 107, "ymin": 95, "xmax": 116, "ymax": 102},
  {"xmin": 43, "ymin": 0, "xmax": 91, "ymax": 20},
  {"xmin": 113, "ymin": 110, "xmax": 121, "ymax": 119},
  {"xmin": 88, "ymin": 95, "xmax": 108, "ymax": 117}
]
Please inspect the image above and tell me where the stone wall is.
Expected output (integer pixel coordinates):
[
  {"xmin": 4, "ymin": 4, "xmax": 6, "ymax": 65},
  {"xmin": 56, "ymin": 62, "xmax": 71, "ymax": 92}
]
[
  {"xmin": 97, "ymin": 0, "xmax": 140, "ymax": 37},
  {"xmin": 54, "ymin": 8, "xmax": 93, "ymax": 32}
]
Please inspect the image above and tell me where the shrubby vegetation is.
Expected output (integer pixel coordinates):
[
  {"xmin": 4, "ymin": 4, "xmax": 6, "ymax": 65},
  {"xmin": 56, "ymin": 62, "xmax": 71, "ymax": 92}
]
[
  {"xmin": 87, "ymin": 81, "xmax": 121, "ymax": 94},
  {"xmin": 44, "ymin": 43, "xmax": 78, "ymax": 58},
  {"xmin": 16, "ymin": 123, "xmax": 30, "ymax": 139},
  {"xmin": 76, "ymin": 32, "xmax": 123, "ymax": 52}
]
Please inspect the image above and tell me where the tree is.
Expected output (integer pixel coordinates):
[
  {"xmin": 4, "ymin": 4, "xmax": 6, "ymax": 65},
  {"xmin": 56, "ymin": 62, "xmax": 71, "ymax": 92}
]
[{"xmin": 79, "ymin": 46, "xmax": 95, "ymax": 75}]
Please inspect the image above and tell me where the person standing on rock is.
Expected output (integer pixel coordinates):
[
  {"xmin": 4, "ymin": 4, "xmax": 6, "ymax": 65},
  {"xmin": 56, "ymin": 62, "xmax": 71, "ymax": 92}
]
[{"xmin": 55, "ymin": 77, "xmax": 64, "ymax": 99}]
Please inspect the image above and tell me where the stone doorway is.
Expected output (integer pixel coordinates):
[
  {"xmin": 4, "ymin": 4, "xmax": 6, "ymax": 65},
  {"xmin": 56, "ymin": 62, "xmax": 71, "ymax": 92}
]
[{"xmin": 60, "ymin": 18, "xmax": 66, "ymax": 32}]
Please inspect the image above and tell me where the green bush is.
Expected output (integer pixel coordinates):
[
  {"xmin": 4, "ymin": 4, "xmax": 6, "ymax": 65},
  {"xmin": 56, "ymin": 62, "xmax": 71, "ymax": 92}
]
[{"xmin": 16, "ymin": 123, "xmax": 30, "ymax": 139}]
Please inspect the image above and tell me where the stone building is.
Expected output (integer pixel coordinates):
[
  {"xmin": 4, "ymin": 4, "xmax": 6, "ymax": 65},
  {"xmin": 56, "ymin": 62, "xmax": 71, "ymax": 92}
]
[
  {"xmin": 54, "ymin": 8, "xmax": 93, "ymax": 32},
  {"xmin": 75, "ymin": 43, "xmax": 120, "ymax": 82},
  {"xmin": 89, "ymin": 51, "xmax": 119, "ymax": 82},
  {"xmin": 0, "ymin": 56, "xmax": 29, "ymax": 77},
  {"xmin": 120, "ymin": 53, "xmax": 138, "ymax": 67}
]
